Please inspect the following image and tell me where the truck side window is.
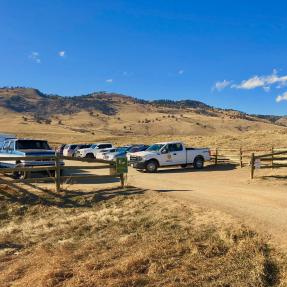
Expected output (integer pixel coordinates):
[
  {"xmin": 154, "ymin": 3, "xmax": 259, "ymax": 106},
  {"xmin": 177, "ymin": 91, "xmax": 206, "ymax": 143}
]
[
  {"xmin": 175, "ymin": 143, "xmax": 183, "ymax": 151},
  {"xmin": 8, "ymin": 141, "xmax": 14, "ymax": 151},
  {"xmin": 168, "ymin": 143, "xmax": 183, "ymax": 152},
  {"xmin": 99, "ymin": 144, "xmax": 112, "ymax": 149}
]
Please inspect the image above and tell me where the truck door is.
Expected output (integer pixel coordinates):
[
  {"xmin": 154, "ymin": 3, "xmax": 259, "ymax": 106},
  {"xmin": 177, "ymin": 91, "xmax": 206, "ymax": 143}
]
[{"xmin": 164, "ymin": 143, "xmax": 186, "ymax": 165}]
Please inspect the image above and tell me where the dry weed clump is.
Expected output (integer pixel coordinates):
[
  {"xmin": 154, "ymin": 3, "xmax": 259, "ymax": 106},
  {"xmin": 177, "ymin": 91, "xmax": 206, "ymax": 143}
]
[{"xmin": 0, "ymin": 186, "xmax": 286, "ymax": 286}]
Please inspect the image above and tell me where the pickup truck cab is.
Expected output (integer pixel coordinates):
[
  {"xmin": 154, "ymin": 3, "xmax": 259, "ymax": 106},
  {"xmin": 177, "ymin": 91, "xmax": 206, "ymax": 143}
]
[
  {"xmin": 0, "ymin": 138, "xmax": 58, "ymax": 179},
  {"xmin": 129, "ymin": 141, "xmax": 211, "ymax": 172},
  {"xmin": 75, "ymin": 143, "xmax": 114, "ymax": 158}
]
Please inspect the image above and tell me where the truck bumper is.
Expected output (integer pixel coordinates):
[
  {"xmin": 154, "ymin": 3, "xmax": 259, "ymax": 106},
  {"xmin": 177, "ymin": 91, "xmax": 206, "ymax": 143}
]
[
  {"xmin": 22, "ymin": 161, "xmax": 65, "ymax": 167},
  {"xmin": 130, "ymin": 161, "xmax": 146, "ymax": 170}
]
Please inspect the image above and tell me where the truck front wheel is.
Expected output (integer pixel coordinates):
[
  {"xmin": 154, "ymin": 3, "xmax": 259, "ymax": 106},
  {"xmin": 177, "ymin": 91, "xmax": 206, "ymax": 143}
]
[
  {"xmin": 145, "ymin": 160, "xmax": 158, "ymax": 173},
  {"xmin": 194, "ymin": 157, "xmax": 204, "ymax": 169},
  {"xmin": 85, "ymin": 153, "xmax": 95, "ymax": 159},
  {"xmin": 13, "ymin": 163, "xmax": 28, "ymax": 179}
]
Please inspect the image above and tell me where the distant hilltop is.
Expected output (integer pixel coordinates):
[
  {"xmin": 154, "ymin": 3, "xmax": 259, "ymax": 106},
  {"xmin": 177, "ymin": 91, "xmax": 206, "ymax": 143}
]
[{"xmin": 0, "ymin": 86, "xmax": 286, "ymax": 130}]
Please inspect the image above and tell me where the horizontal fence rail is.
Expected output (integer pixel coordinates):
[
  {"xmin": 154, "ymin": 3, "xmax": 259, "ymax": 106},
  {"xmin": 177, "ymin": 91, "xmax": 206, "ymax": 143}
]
[
  {"xmin": 211, "ymin": 147, "xmax": 287, "ymax": 171},
  {"xmin": 250, "ymin": 149, "xmax": 287, "ymax": 179},
  {"xmin": 0, "ymin": 154, "xmax": 127, "ymax": 191}
]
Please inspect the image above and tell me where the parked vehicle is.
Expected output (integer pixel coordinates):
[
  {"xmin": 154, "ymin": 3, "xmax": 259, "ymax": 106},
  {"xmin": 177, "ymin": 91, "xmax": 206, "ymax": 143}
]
[
  {"xmin": 75, "ymin": 143, "xmax": 114, "ymax": 158},
  {"xmin": 129, "ymin": 141, "xmax": 211, "ymax": 172},
  {"xmin": 0, "ymin": 138, "xmax": 63, "ymax": 179},
  {"xmin": 126, "ymin": 145, "xmax": 150, "ymax": 161},
  {"xmin": 63, "ymin": 144, "xmax": 79, "ymax": 157},
  {"xmin": 105, "ymin": 145, "xmax": 149, "ymax": 161},
  {"xmin": 56, "ymin": 144, "xmax": 66, "ymax": 155},
  {"xmin": 103, "ymin": 146, "xmax": 130, "ymax": 161},
  {"xmin": 72, "ymin": 144, "xmax": 92, "ymax": 157},
  {"xmin": 96, "ymin": 148, "xmax": 118, "ymax": 160}
]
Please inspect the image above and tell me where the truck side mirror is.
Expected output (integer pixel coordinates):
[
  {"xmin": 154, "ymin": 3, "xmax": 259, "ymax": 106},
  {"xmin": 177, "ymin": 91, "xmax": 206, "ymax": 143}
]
[{"xmin": 161, "ymin": 149, "xmax": 168, "ymax": 154}]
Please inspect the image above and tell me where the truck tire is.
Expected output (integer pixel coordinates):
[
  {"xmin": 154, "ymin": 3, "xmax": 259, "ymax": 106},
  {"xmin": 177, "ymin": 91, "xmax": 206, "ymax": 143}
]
[
  {"xmin": 194, "ymin": 156, "xmax": 204, "ymax": 169},
  {"xmin": 145, "ymin": 160, "xmax": 158, "ymax": 173},
  {"xmin": 13, "ymin": 163, "xmax": 28, "ymax": 180},
  {"xmin": 85, "ymin": 153, "xmax": 95, "ymax": 159}
]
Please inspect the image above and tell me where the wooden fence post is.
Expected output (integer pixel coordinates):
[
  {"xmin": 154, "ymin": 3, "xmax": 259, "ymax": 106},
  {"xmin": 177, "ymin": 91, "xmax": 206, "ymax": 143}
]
[
  {"xmin": 240, "ymin": 148, "xmax": 243, "ymax": 168},
  {"xmin": 55, "ymin": 153, "xmax": 61, "ymax": 192},
  {"xmin": 120, "ymin": 174, "xmax": 125, "ymax": 188},
  {"xmin": 215, "ymin": 148, "xmax": 218, "ymax": 165},
  {"xmin": 271, "ymin": 146, "xmax": 274, "ymax": 169},
  {"xmin": 250, "ymin": 153, "xmax": 255, "ymax": 179}
]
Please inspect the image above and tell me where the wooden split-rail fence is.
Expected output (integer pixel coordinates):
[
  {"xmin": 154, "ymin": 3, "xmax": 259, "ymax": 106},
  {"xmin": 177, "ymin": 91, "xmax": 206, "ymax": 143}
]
[
  {"xmin": 211, "ymin": 147, "xmax": 287, "ymax": 168},
  {"xmin": 250, "ymin": 148, "xmax": 287, "ymax": 179},
  {"xmin": 0, "ymin": 154, "xmax": 127, "ymax": 192}
]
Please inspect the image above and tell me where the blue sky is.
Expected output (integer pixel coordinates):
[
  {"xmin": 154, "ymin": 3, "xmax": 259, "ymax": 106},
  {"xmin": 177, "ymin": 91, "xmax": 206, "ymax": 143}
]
[{"xmin": 1, "ymin": 0, "xmax": 287, "ymax": 115}]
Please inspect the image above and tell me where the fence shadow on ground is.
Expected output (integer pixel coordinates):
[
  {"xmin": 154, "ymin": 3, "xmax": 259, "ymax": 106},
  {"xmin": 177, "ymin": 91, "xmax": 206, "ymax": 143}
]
[
  {"xmin": 261, "ymin": 175, "xmax": 287, "ymax": 181},
  {"xmin": 155, "ymin": 163, "xmax": 237, "ymax": 174},
  {"xmin": 0, "ymin": 179, "xmax": 146, "ymax": 208},
  {"xmin": 155, "ymin": 189, "xmax": 192, "ymax": 192}
]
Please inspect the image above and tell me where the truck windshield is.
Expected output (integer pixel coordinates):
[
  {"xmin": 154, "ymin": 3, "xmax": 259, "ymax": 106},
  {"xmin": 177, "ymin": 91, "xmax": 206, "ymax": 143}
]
[
  {"xmin": 16, "ymin": 140, "xmax": 51, "ymax": 150},
  {"xmin": 147, "ymin": 144, "xmax": 164, "ymax": 152}
]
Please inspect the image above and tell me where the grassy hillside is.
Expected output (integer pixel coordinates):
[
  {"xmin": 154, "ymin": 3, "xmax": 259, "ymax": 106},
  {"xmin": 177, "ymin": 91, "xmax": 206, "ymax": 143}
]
[
  {"xmin": 0, "ymin": 186, "xmax": 286, "ymax": 286},
  {"xmin": 0, "ymin": 87, "xmax": 287, "ymax": 149}
]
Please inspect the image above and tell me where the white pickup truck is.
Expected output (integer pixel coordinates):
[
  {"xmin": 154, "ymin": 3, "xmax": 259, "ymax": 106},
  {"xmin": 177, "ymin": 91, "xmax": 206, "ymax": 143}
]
[
  {"xmin": 129, "ymin": 141, "xmax": 211, "ymax": 172},
  {"xmin": 75, "ymin": 143, "xmax": 114, "ymax": 158}
]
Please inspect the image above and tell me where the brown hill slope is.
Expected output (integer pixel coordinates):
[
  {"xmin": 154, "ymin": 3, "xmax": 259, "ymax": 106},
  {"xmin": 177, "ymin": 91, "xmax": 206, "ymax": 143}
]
[{"xmin": 0, "ymin": 87, "xmax": 286, "ymax": 148}]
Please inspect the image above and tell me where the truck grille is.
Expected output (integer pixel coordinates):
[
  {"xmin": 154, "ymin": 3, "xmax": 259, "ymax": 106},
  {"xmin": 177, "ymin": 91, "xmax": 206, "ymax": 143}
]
[{"xmin": 130, "ymin": 156, "xmax": 141, "ymax": 162}]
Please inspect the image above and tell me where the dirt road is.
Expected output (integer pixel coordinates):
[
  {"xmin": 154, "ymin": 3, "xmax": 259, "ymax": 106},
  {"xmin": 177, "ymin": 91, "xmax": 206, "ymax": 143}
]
[
  {"xmin": 12, "ymin": 160, "xmax": 286, "ymax": 249},
  {"xmin": 127, "ymin": 164, "xmax": 287, "ymax": 248}
]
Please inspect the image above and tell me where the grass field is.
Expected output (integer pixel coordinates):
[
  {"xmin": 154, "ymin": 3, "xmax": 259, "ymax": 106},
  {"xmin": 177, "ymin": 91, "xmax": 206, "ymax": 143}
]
[
  {"xmin": 1, "ymin": 88, "xmax": 287, "ymax": 286},
  {"xmin": 0, "ymin": 185, "xmax": 287, "ymax": 287}
]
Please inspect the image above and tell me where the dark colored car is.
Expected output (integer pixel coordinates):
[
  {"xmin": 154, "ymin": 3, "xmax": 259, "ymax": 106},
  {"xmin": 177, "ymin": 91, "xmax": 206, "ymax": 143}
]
[{"xmin": 127, "ymin": 144, "xmax": 149, "ymax": 153}]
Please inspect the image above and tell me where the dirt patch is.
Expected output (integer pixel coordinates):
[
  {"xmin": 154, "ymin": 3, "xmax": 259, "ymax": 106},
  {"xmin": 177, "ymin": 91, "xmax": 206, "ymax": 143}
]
[{"xmin": 0, "ymin": 186, "xmax": 287, "ymax": 286}]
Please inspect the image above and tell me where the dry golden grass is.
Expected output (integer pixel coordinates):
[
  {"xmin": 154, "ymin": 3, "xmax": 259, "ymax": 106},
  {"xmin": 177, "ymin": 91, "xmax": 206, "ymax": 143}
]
[
  {"xmin": 1, "ymin": 94, "xmax": 287, "ymax": 150},
  {"xmin": 0, "ymin": 185, "xmax": 286, "ymax": 286}
]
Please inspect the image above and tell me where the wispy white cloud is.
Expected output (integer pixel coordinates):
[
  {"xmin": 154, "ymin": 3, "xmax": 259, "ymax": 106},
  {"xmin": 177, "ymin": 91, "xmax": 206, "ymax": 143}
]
[
  {"xmin": 178, "ymin": 69, "xmax": 184, "ymax": 75},
  {"xmin": 106, "ymin": 79, "xmax": 113, "ymax": 83},
  {"xmin": 232, "ymin": 75, "xmax": 265, "ymax": 90},
  {"xmin": 122, "ymin": 71, "xmax": 133, "ymax": 77},
  {"xmin": 232, "ymin": 69, "xmax": 287, "ymax": 91},
  {"xmin": 29, "ymin": 51, "xmax": 41, "ymax": 64},
  {"xmin": 263, "ymin": 86, "xmax": 271, "ymax": 92},
  {"xmin": 212, "ymin": 80, "xmax": 231, "ymax": 91},
  {"xmin": 276, "ymin": 91, "xmax": 287, "ymax": 102},
  {"xmin": 58, "ymin": 50, "xmax": 66, "ymax": 57}
]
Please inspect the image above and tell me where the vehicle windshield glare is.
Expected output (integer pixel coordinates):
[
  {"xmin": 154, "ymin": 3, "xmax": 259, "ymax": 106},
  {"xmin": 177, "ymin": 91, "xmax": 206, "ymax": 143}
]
[
  {"xmin": 16, "ymin": 140, "xmax": 51, "ymax": 150},
  {"xmin": 117, "ymin": 147, "xmax": 130, "ymax": 153},
  {"xmin": 147, "ymin": 144, "xmax": 164, "ymax": 152}
]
